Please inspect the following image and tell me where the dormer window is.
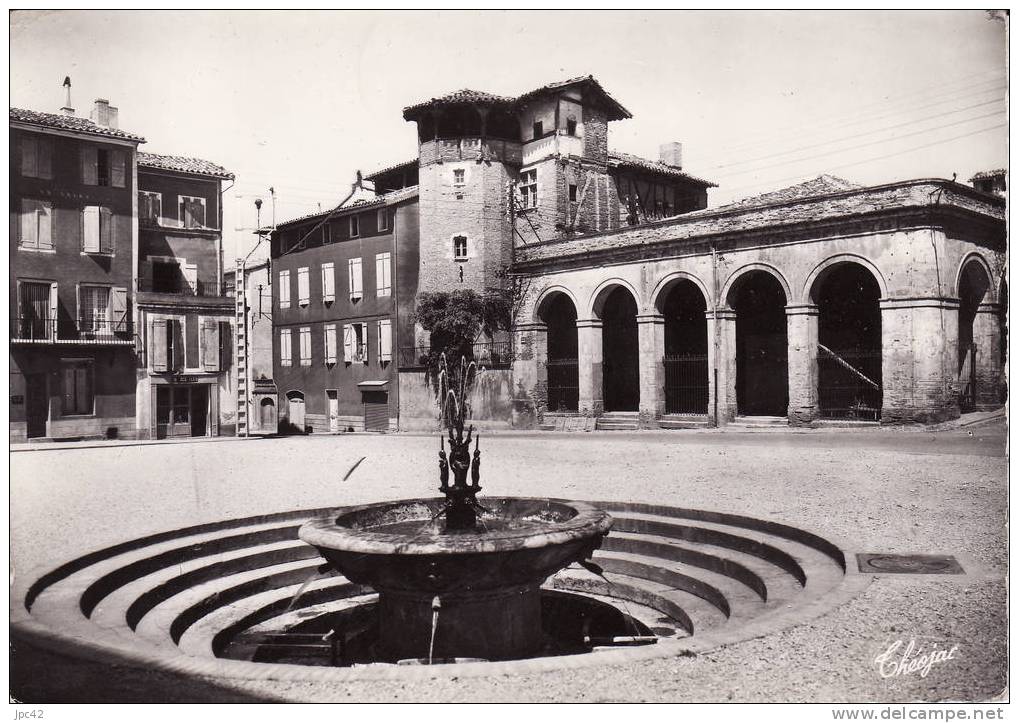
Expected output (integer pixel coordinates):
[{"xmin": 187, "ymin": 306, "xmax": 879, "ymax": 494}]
[{"xmin": 532, "ymin": 121, "xmax": 543, "ymax": 140}]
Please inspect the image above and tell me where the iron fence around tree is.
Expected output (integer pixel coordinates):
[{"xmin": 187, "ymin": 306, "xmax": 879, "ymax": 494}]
[
  {"xmin": 397, "ymin": 340, "xmax": 514, "ymax": 369},
  {"xmin": 664, "ymin": 353, "xmax": 709, "ymax": 414},
  {"xmin": 546, "ymin": 358, "xmax": 579, "ymax": 412},
  {"xmin": 817, "ymin": 346, "xmax": 882, "ymax": 420}
]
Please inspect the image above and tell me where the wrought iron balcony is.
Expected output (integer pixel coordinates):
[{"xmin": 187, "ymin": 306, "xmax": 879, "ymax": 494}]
[
  {"xmin": 10, "ymin": 316, "xmax": 135, "ymax": 345},
  {"xmin": 137, "ymin": 278, "xmax": 232, "ymax": 297}
]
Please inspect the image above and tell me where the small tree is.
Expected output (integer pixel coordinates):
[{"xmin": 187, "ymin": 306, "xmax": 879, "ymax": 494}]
[{"xmin": 414, "ymin": 289, "xmax": 513, "ymax": 418}]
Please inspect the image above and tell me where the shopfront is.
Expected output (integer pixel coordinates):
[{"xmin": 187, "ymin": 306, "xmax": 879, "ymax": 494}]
[{"xmin": 149, "ymin": 374, "xmax": 220, "ymax": 439}]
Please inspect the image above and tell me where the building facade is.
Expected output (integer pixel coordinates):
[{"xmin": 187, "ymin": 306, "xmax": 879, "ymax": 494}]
[
  {"xmin": 10, "ymin": 102, "xmax": 143, "ymax": 441},
  {"xmin": 269, "ymin": 187, "xmax": 419, "ymax": 432},
  {"xmin": 134, "ymin": 152, "xmax": 236, "ymax": 439}
]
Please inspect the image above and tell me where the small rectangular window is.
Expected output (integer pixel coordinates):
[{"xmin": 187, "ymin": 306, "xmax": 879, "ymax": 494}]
[
  {"xmin": 299, "ymin": 327, "xmax": 312, "ymax": 366},
  {"xmin": 280, "ymin": 329, "xmax": 292, "ymax": 366},
  {"xmin": 375, "ymin": 252, "xmax": 392, "ymax": 297},
  {"xmin": 139, "ymin": 192, "xmax": 162, "ymax": 226},
  {"xmin": 453, "ymin": 169, "xmax": 465, "ymax": 186},
  {"xmin": 519, "ymin": 170, "xmax": 538, "ymax": 209},
  {"xmin": 348, "ymin": 257, "xmax": 363, "ymax": 301},
  {"xmin": 532, "ymin": 121, "xmax": 543, "ymax": 140},
  {"xmin": 278, "ymin": 270, "xmax": 291, "ymax": 309},
  {"xmin": 453, "ymin": 236, "xmax": 468, "ymax": 261},
  {"xmin": 349, "ymin": 215, "xmax": 359, "ymax": 238},
  {"xmin": 569, "ymin": 184, "xmax": 578, "ymax": 202},
  {"xmin": 343, "ymin": 324, "xmax": 367, "ymax": 363},
  {"xmin": 297, "ymin": 267, "xmax": 310, "ymax": 306},
  {"xmin": 96, "ymin": 148, "xmax": 110, "ymax": 186},
  {"xmin": 179, "ymin": 195, "xmax": 207, "ymax": 229}
]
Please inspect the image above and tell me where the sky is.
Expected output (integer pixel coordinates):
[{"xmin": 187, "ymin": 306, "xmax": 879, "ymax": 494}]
[{"xmin": 10, "ymin": 10, "xmax": 1007, "ymax": 260}]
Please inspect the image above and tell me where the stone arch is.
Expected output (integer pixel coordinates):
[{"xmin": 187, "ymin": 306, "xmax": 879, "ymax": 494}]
[
  {"xmin": 532, "ymin": 284, "xmax": 581, "ymax": 323},
  {"xmin": 721, "ymin": 263, "xmax": 791, "ymax": 307},
  {"xmin": 650, "ymin": 270, "xmax": 712, "ymax": 313},
  {"xmin": 804, "ymin": 254, "xmax": 889, "ymax": 304},
  {"xmin": 955, "ymin": 252, "xmax": 996, "ymax": 303},
  {"xmin": 588, "ymin": 277, "xmax": 642, "ymax": 320}
]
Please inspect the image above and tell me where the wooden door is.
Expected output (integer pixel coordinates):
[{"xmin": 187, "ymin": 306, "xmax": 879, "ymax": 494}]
[{"xmin": 25, "ymin": 374, "xmax": 48, "ymax": 438}]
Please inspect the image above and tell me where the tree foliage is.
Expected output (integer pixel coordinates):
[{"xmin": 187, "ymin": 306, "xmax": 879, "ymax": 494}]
[{"xmin": 415, "ymin": 289, "xmax": 512, "ymax": 365}]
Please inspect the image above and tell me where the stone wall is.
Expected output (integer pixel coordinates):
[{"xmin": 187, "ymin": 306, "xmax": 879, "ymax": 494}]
[{"xmin": 398, "ymin": 369, "xmax": 514, "ymax": 431}]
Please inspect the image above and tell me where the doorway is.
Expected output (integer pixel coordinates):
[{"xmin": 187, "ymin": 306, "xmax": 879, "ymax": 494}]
[
  {"xmin": 599, "ymin": 287, "xmax": 639, "ymax": 412},
  {"xmin": 363, "ymin": 390, "xmax": 389, "ymax": 431},
  {"xmin": 730, "ymin": 271, "xmax": 788, "ymax": 416},
  {"xmin": 327, "ymin": 390, "xmax": 340, "ymax": 432},
  {"xmin": 156, "ymin": 384, "xmax": 209, "ymax": 439},
  {"xmin": 25, "ymin": 373, "xmax": 48, "ymax": 438}
]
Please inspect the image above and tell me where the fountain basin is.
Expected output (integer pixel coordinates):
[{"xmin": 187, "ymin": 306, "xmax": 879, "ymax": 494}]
[{"xmin": 298, "ymin": 497, "xmax": 613, "ymax": 662}]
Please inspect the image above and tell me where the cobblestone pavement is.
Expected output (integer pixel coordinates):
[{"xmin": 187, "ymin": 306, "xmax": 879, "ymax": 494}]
[{"xmin": 10, "ymin": 422, "xmax": 1007, "ymax": 703}]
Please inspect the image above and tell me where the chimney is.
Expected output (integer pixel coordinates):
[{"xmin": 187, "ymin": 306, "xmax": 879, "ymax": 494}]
[
  {"xmin": 659, "ymin": 142, "xmax": 683, "ymax": 169},
  {"xmin": 90, "ymin": 98, "xmax": 119, "ymax": 129},
  {"xmin": 60, "ymin": 76, "xmax": 74, "ymax": 116}
]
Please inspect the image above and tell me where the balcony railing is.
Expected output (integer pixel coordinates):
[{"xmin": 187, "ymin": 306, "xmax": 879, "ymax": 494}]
[
  {"xmin": 11, "ymin": 316, "xmax": 135, "ymax": 345},
  {"xmin": 398, "ymin": 341, "xmax": 513, "ymax": 369},
  {"xmin": 137, "ymin": 278, "xmax": 232, "ymax": 297}
]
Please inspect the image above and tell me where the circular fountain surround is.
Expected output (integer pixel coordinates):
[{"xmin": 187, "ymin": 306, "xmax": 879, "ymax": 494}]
[{"xmin": 298, "ymin": 497, "xmax": 613, "ymax": 662}]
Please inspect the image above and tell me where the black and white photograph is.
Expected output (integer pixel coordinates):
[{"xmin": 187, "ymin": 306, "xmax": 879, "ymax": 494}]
[{"xmin": 8, "ymin": 9, "xmax": 1009, "ymax": 712}]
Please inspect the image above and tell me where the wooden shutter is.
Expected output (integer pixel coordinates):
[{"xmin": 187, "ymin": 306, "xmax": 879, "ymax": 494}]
[
  {"xmin": 321, "ymin": 263, "xmax": 335, "ymax": 302},
  {"xmin": 109, "ymin": 287, "xmax": 128, "ymax": 332},
  {"xmin": 297, "ymin": 267, "xmax": 309, "ymax": 305},
  {"xmin": 111, "ymin": 150, "xmax": 126, "ymax": 188},
  {"xmin": 171, "ymin": 319, "xmax": 185, "ymax": 371},
  {"xmin": 39, "ymin": 139, "xmax": 52, "ymax": 180},
  {"xmin": 20, "ymin": 199, "xmax": 37, "ymax": 247},
  {"xmin": 81, "ymin": 146, "xmax": 98, "ymax": 185},
  {"xmin": 183, "ymin": 263, "xmax": 198, "ymax": 294},
  {"xmin": 343, "ymin": 324, "xmax": 353, "ymax": 362},
  {"xmin": 82, "ymin": 206, "xmax": 100, "ymax": 252},
  {"xmin": 378, "ymin": 319, "xmax": 392, "ymax": 362},
  {"xmin": 21, "ymin": 137, "xmax": 37, "ymax": 177},
  {"xmin": 349, "ymin": 258, "xmax": 363, "ymax": 300},
  {"xmin": 37, "ymin": 202, "xmax": 52, "ymax": 249},
  {"xmin": 48, "ymin": 282, "xmax": 58, "ymax": 341},
  {"xmin": 280, "ymin": 329, "xmax": 292, "ymax": 366},
  {"xmin": 299, "ymin": 327, "xmax": 311, "ymax": 366},
  {"xmin": 278, "ymin": 270, "xmax": 290, "ymax": 308},
  {"xmin": 152, "ymin": 319, "xmax": 168, "ymax": 372},
  {"xmin": 142, "ymin": 259, "xmax": 153, "ymax": 292},
  {"xmin": 219, "ymin": 321, "xmax": 232, "ymax": 371},
  {"xmin": 360, "ymin": 323, "xmax": 369, "ymax": 364},
  {"xmin": 325, "ymin": 324, "xmax": 337, "ymax": 364},
  {"xmin": 202, "ymin": 320, "xmax": 220, "ymax": 371},
  {"xmin": 99, "ymin": 207, "xmax": 114, "ymax": 253}
]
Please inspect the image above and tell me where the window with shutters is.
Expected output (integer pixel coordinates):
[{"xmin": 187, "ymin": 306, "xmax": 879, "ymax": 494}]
[
  {"xmin": 299, "ymin": 327, "xmax": 312, "ymax": 366},
  {"xmin": 349, "ymin": 215, "xmax": 359, "ymax": 238},
  {"xmin": 280, "ymin": 328, "xmax": 293, "ymax": 367},
  {"xmin": 297, "ymin": 267, "xmax": 310, "ymax": 306},
  {"xmin": 178, "ymin": 195, "xmax": 207, "ymax": 229},
  {"xmin": 81, "ymin": 147, "xmax": 125, "ymax": 188},
  {"xmin": 78, "ymin": 285, "xmax": 111, "ymax": 336},
  {"xmin": 19, "ymin": 199, "xmax": 53, "ymax": 250},
  {"xmin": 344, "ymin": 323, "xmax": 368, "ymax": 364},
  {"xmin": 21, "ymin": 136, "xmax": 53, "ymax": 179},
  {"xmin": 377, "ymin": 209, "xmax": 389, "ymax": 231},
  {"xmin": 81, "ymin": 205, "xmax": 115, "ymax": 254},
  {"xmin": 453, "ymin": 235, "xmax": 468, "ymax": 261},
  {"xmin": 321, "ymin": 263, "xmax": 335, "ymax": 303},
  {"xmin": 348, "ymin": 258, "xmax": 363, "ymax": 302},
  {"xmin": 378, "ymin": 319, "xmax": 392, "ymax": 364},
  {"xmin": 375, "ymin": 253, "xmax": 392, "ymax": 297},
  {"xmin": 61, "ymin": 360, "xmax": 94, "ymax": 416},
  {"xmin": 324, "ymin": 324, "xmax": 338, "ymax": 365},
  {"xmin": 201, "ymin": 319, "xmax": 221, "ymax": 372},
  {"xmin": 139, "ymin": 191, "xmax": 162, "ymax": 226},
  {"xmin": 17, "ymin": 281, "xmax": 55, "ymax": 340},
  {"xmin": 278, "ymin": 270, "xmax": 291, "ymax": 309}
]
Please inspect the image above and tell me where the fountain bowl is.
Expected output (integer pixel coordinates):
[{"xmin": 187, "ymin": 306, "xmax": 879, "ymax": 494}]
[{"xmin": 298, "ymin": 497, "xmax": 613, "ymax": 662}]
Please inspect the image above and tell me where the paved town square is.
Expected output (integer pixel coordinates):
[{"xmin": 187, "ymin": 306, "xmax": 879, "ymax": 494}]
[{"xmin": 11, "ymin": 420, "xmax": 1006, "ymax": 703}]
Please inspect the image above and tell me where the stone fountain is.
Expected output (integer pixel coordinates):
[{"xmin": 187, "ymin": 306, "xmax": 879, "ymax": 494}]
[{"xmin": 299, "ymin": 356, "xmax": 613, "ymax": 662}]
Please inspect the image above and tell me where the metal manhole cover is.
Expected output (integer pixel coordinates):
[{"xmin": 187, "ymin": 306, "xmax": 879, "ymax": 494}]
[{"xmin": 856, "ymin": 553, "xmax": 964, "ymax": 575}]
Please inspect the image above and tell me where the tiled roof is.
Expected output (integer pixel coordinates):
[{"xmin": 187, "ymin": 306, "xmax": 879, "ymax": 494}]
[
  {"xmin": 10, "ymin": 106, "xmax": 145, "ymax": 142},
  {"xmin": 711, "ymin": 174, "xmax": 862, "ymax": 211},
  {"xmin": 138, "ymin": 151, "xmax": 234, "ymax": 179},
  {"xmin": 404, "ymin": 89, "xmax": 516, "ymax": 118},
  {"xmin": 969, "ymin": 169, "xmax": 1006, "ymax": 181},
  {"xmin": 515, "ymin": 178, "xmax": 1004, "ymax": 268},
  {"xmin": 517, "ymin": 75, "xmax": 632, "ymax": 121},
  {"xmin": 275, "ymin": 186, "xmax": 419, "ymax": 228},
  {"xmin": 608, "ymin": 150, "xmax": 717, "ymax": 187},
  {"xmin": 403, "ymin": 75, "xmax": 632, "ymax": 121},
  {"xmin": 364, "ymin": 158, "xmax": 417, "ymax": 182}
]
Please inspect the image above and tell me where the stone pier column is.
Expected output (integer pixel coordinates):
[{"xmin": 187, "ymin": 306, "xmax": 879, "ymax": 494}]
[
  {"xmin": 786, "ymin": 304, "xmax": 819, "ymax": 426},
  {"xmin": 576, "ymin": 319, "xmax": 604, "ymax": 417},
  {"xmin": 706, "ymin": 308, "xmax": 737, "ymax": 425},
  {"xmin": 636, "ymin": 313, "xmax": 664, "ymax": 428},
  {"xmin": 510, "ymin": 322, "xmax": 547, "ymax": 428},
  {"xmin": 880, "ymin": 297, "xmax": 960, "ymax": 424},
  {"xmin": 972, "ymin": 302, "xmax": 1004, "ymax": 409}
]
